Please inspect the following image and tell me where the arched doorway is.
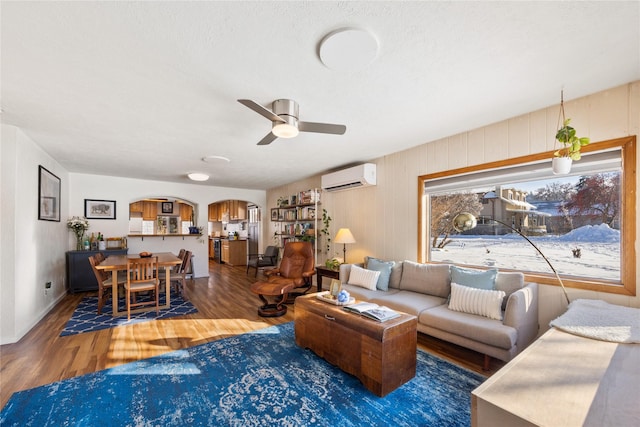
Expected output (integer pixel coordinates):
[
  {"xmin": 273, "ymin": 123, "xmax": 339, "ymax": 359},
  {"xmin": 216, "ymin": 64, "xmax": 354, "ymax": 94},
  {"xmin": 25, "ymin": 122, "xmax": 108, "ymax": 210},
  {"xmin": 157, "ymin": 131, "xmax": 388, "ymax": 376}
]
[{"xmin": 206, "ymin": 199, "xmax": 262, "ymax": 264}]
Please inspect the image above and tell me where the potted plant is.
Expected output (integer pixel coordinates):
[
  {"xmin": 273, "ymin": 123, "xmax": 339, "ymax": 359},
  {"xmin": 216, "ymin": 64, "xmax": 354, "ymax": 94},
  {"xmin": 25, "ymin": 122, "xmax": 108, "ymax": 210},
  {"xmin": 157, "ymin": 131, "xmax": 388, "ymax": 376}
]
[
  {"xmin": 552, "ymin": 92, "xmax": 590, "ymax": 174},
  {"xmin": 325, "ymin": 257, "xmax": 341, "ymax": 271},
  {"xmin": 320, "ymin": 209, "xmax": 332, "ymax": 253}
]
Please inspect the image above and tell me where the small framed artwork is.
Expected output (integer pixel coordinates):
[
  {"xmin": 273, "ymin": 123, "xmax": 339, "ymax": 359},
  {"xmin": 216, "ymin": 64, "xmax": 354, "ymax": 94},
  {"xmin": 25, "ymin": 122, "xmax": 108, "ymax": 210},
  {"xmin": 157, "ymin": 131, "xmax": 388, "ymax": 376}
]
[
  {"xmin": 330, "ymin": 279, "xmax": 342, "ymax": 297},
  {"xmin": 85, "ymin": 199, "xmax": 116, "ymax": 220},
  {"xmin": 270, "ymin": 208, "xmax": 279, "ymax": 221},
  {"xmin": 38, "ymin": 165, "xmax": 61, "ymax": 222},
  {"xmin": 162, "ymin": 202, "xmax": 173, "ymax": 214}
]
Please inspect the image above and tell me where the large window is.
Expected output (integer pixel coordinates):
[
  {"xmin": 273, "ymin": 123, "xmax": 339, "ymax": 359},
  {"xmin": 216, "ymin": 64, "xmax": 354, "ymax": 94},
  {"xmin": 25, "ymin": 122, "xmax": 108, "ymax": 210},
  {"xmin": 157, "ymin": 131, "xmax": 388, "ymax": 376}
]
[{"xmin": 418, "ymin": 136, "xmax": 636, "ymax": 296}]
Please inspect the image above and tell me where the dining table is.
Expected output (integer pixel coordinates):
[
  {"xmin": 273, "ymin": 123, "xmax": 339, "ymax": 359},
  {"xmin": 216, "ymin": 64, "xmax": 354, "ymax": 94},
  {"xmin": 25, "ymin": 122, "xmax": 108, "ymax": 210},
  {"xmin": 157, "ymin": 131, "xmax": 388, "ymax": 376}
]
[{"xmin": 96, "ymin": 252, "xmax": 183, "ymax": 317}]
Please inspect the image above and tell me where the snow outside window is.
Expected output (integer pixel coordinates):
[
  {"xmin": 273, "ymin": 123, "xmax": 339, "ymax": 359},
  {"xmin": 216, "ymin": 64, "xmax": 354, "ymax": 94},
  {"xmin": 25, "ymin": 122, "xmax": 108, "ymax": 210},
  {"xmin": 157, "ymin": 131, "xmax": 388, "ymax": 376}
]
[{"xmin": 420, "ymin": 139, "xmax": 636, "ymax": 294}]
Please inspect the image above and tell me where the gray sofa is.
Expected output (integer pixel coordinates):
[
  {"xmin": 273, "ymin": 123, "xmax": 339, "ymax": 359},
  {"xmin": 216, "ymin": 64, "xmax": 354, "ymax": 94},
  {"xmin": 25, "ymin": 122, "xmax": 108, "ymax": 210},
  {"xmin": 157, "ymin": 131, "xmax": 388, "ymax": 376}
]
[{"xmin": 339, "ymin": 260, "xmax": 539, "ymax": 365}]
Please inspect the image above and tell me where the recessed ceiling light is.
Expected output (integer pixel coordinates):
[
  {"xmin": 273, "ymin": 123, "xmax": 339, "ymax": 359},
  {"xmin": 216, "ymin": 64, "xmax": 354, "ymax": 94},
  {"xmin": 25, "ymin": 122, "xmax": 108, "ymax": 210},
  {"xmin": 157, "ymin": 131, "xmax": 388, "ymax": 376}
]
[
  {"xmin": 319, "ymin": 28, "xmax": 379, "ymax": 71},
  {"xmin": 202, "ymin": 155, "xmax": 231, "ymax": 163},
  {"xmin": 188, "ymin": 173, "xmax": 209, "ymax": 181}
]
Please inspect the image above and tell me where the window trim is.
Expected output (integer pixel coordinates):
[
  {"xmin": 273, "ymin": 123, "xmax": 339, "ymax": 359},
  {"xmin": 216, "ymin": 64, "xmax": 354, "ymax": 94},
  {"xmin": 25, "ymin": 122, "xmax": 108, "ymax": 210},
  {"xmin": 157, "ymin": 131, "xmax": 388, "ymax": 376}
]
[{"xmin": 418, "ymin": 136, "xmax": 636, "ymax": 297}]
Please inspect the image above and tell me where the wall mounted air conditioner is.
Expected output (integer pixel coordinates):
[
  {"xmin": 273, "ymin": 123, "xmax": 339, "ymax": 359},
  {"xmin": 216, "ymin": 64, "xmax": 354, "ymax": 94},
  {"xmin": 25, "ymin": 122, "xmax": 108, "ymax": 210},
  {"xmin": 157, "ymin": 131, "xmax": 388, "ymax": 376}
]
[{"xmin": 321, "ymin": 163, "xmax": 377, "ymax": 192}]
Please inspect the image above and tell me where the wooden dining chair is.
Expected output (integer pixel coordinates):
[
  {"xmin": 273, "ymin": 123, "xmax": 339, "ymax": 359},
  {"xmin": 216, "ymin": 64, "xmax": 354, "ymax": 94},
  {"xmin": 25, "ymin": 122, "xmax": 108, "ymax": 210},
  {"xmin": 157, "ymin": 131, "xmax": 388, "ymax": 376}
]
[
  {"xmin": 94, "ymin": 252, "xmax": 105, "ymax": 265},
  {"xmin": 173, "ymin": 249, "xmax": 186, "ymax": 273},
  {"xmin": 162, "ymin": 251, "xmax": 192, "ymax": 298},
  {"xmin": 125, "ymin": 256, "xmax": 160, "ymax": 320},
  {"xmin": 88, "ymin": 255, "xmax": 126, "ymax": 315}
]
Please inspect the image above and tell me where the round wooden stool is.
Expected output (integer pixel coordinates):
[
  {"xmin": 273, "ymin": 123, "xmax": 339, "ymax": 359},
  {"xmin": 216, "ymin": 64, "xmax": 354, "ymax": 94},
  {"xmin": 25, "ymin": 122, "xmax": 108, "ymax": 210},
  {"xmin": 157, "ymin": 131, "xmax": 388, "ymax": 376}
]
[{"xmin": 250, "ymin": 280, "xmax": 295, "ymax": 317}]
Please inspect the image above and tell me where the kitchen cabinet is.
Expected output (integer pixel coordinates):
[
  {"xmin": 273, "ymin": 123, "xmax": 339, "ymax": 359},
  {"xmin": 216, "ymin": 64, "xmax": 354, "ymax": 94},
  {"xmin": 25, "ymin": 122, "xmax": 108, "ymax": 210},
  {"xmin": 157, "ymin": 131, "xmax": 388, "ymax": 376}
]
[
  {"xmin": 220, "ymin": 239, "xmax": 247, "ymax": 266},
  {"xmin": 208, "ymin": 203, "xmax": 220, "ymax": 221},
  {"xmin": 66, "ymin": 249, "xmax": 128, "ymax": 293},
  {"xmin": 142, "ymin": 201, "xmax": 157, "ymax": 220},
  {"xmin": 230, "ymin": 200, "xmax": 247, "ymax": 220},
  {"xmin": 221, "ymin": 240, "xmax": 229, "ymax": 263},
  {"xmin": 129, "ymin": 201, "xmax": 143, "ymax": 214},
  {"xmin": 220, "ymin": 201, "xmax": 230, "ymax": 221},
  {"xmin": 209, "ymin": 200, "xmax": 248, "ymax": 222},
  {"xmin": 180, "ymin": 203, "xmax": 193, "ymax": 221}
]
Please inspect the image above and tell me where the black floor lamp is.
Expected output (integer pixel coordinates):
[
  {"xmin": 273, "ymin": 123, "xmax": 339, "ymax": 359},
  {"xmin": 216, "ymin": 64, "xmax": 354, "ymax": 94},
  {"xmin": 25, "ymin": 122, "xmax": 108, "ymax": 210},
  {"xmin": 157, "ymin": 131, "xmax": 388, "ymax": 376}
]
[{"xmin": 452, "ymin": 212, "xmax": 570, "ymax": 305}]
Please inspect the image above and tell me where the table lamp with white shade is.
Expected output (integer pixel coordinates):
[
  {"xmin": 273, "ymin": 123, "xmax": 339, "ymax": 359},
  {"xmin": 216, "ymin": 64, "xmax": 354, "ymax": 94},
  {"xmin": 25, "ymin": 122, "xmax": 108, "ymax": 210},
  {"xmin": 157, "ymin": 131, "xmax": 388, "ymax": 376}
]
[{"xmin": 334, "ymin": 228, "xmax": 356, "ymax": 263}]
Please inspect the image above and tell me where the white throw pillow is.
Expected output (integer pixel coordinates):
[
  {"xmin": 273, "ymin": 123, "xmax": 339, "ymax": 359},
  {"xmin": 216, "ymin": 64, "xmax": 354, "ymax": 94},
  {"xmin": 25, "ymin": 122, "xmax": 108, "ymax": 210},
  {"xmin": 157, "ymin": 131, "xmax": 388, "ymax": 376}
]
[
  {"xmin": 448, "ymin": 282, "xmax": 506, "ymax": 321},
  {"xmin": 347, "ymin": 265, "xmax": 380, "ymax": 291}
]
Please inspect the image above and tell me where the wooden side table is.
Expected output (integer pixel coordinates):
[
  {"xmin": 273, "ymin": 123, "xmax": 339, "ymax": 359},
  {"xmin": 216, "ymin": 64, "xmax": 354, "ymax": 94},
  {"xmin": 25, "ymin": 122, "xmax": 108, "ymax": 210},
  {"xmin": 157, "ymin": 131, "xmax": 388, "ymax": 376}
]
[{"xmin": 315, "ymin": 266, "xmax": 340, "ymax": 292}]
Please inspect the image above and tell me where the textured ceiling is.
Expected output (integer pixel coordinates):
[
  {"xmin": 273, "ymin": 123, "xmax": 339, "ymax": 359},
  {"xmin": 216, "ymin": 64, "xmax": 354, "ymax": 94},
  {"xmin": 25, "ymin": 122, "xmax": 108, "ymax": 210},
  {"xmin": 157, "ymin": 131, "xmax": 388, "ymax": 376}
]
[{"xmin": 2, "ymin": 1, "xmax": 639, "ymax": 190}]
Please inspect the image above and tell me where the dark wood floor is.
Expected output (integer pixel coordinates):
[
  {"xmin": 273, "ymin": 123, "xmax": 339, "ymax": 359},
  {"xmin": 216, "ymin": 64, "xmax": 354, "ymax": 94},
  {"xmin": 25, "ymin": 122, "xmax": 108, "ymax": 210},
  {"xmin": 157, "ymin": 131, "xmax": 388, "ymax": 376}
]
[{"xmin": 0, "ymin": 261, "xmax": 503, "ymax": 409}]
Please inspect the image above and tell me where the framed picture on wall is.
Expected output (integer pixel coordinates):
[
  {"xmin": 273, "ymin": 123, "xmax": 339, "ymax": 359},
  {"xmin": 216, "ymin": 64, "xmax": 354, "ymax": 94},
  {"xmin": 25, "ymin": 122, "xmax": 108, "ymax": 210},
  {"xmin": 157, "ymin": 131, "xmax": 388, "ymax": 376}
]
[
  {"xmin": 84, "ymin": 199, "xmax": 116, "ymax": 220},
  {"xmin": 270, "ymin": 208, "xmax": 279, "ymax": 221},
  {"xmin": 38, "ymin": 165, "xmax": 61, "ymax": 222},
  {"xmin": 162, "ymin": 202, "xmax": 173, "ymax": 214}
]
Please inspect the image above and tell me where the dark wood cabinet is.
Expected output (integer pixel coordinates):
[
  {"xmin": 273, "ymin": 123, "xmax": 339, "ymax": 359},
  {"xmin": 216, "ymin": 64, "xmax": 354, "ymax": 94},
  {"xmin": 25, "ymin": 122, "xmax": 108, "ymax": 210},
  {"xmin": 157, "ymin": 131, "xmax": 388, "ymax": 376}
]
[{"xmin": 66, "ymin": 249, "xmax": 128, "ymax": 293}]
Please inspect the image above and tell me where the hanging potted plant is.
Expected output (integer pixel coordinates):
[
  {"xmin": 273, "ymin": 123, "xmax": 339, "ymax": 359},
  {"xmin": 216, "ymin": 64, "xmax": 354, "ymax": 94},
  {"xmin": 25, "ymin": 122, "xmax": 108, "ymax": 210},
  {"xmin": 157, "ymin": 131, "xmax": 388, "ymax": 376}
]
[{"xmin": 552, "ymin": 92, "xmax": 590, "ymax": 174}]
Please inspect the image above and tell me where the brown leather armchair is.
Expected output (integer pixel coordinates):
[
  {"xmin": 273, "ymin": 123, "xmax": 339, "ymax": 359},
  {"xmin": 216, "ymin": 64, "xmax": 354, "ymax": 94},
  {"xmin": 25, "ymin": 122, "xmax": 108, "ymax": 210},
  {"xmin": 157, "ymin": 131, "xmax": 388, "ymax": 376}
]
[
  {"xmin": 250, "ymin": 242, "xmax": 315, "ymax": 317},
  {"xmin": 264, "ymin": 241, "xmax": 315, "ymax": 296}
]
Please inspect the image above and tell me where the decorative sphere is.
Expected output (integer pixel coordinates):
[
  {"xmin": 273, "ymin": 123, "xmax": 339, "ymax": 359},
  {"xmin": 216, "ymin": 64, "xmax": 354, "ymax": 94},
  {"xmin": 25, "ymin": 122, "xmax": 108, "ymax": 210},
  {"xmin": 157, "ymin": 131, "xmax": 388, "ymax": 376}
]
[{"xmin": 337, "ymin": 290, "xmax": 350, "ymax": 303}]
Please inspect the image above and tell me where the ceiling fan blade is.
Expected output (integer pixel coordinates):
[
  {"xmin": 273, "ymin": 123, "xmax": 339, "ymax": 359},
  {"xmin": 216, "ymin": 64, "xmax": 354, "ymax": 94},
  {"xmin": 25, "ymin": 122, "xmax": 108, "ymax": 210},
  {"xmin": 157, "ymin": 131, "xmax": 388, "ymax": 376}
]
[
  {"xmin": 299, "ymin": 121, "xmax": 346, "ymax": 135},
  {"xmin": 238, "ymin": 99, "xmax": 285, "ymax": 123},
  {"xmin": 257, "ymin": 132, "xmax": 278, "ymax": 146}
]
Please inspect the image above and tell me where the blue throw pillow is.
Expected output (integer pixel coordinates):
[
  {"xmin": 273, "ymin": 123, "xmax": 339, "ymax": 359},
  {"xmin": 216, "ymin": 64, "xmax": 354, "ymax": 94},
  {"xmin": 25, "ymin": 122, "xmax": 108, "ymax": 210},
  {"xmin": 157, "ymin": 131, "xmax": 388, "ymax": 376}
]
[
  {"xmin": 365, "ymin": 257, "xmax": 395, "ymax": 291},
  {"xmin": 450, "ymin": 266, "xmax": 497, "ymax": 290}
]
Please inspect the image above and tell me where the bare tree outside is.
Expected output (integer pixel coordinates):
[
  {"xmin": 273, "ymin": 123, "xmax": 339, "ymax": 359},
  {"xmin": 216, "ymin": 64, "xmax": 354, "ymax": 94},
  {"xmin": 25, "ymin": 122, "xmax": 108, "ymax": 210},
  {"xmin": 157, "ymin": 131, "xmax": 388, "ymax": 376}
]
[
  {"xmin": 529, "ymin": 182, "xmax": 575, "ymax": 201},
  {"xmin": 430, "ymin": 193, "xmax": 482, "ymax": 248}
]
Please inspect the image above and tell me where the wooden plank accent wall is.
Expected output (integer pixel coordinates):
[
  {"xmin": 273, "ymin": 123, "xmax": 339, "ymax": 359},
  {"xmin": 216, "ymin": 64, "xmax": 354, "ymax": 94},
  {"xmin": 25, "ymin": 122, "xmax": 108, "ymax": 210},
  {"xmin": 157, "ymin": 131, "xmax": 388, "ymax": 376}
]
[{"xmin": 267, "ymin": 81, "xmax": 640, "ymax": 330}]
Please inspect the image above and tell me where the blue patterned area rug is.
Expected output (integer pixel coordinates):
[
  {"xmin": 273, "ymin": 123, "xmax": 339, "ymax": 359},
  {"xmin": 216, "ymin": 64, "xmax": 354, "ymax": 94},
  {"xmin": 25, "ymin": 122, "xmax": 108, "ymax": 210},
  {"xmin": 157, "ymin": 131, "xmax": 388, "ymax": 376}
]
[
  {"xmin": 60, "ymin": 292, "xmax": 198, "ymax": 336},
  {"xmin": 2, "ymin": 322, "xmax": 485, "ymax": 426}
]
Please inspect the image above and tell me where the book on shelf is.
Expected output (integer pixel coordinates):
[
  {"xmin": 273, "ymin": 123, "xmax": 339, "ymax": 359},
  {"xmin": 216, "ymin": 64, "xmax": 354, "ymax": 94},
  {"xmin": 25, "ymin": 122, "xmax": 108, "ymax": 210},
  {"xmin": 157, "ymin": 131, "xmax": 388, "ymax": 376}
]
[
  {"xmin": 343, "ymin": 302, "xmax": 401, "ymax": 322},
  {"xmin": 298, "ymin": 189, "xmax": 320, "ymax": 204}
]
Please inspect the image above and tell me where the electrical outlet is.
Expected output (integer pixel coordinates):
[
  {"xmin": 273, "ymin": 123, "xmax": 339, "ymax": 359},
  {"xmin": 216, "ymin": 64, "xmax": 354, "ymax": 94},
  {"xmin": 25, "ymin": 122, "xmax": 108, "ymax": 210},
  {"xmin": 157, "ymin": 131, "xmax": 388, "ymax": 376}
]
[{"xmin": 45, "ymin": 281, "xmax": 52, "ymax": 289}]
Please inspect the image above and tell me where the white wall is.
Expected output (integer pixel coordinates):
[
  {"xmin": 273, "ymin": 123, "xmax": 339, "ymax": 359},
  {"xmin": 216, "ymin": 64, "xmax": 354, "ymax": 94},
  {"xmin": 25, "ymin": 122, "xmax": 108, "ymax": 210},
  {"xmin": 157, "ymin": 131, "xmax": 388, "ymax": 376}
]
[
  {"xmin": 268, "ymin": 81, "xmax": 640, "ymax": 332},
  {"xmin": 1, "ymin": 125, "xmax": 70, "ymax": 344}
]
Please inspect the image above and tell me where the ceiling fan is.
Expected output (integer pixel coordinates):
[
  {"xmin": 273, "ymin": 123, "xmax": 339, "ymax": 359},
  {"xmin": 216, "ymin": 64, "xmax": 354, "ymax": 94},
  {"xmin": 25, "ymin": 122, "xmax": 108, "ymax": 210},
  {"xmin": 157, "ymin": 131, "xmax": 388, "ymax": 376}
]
[{"xmin": 238, "ymin": 99, "xmax": 346, "ymax": 145}]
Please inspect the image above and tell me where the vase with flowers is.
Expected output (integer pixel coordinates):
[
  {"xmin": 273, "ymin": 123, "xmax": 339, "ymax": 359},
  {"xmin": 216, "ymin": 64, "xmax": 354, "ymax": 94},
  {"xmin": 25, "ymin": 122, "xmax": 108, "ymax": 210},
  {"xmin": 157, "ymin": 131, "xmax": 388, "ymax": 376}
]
[{"xmin": 67, "ymin": 216, "xmax": 89, "ymax": 250}]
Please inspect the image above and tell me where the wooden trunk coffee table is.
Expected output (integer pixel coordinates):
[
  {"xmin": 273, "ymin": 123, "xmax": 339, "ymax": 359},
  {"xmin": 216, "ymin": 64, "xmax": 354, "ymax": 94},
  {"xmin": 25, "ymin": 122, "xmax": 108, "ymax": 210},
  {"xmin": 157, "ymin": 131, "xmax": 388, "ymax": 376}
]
[{"xmin": 294, "ymin": 293, "xmax": 417, "ymax": 397}]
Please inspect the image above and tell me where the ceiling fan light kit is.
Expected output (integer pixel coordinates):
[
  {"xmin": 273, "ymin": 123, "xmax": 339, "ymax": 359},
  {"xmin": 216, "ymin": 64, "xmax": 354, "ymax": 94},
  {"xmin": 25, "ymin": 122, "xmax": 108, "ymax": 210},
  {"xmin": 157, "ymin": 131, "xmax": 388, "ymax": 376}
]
[
  {"xmin": 271, "ymin": 100, "xmax": 300, "ymax": 138},
  {"xmin": 272, "ymin": 122, "xmax": 299, "ymax": 138},
  {"xmin": 238, "ymin": 98, "xmax": 346, "ymax": 145}
]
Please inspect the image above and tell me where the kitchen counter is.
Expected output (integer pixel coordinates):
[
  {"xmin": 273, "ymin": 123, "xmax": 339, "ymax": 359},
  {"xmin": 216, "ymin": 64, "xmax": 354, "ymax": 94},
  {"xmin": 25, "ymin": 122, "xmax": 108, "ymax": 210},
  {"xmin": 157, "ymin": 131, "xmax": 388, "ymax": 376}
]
[{"xmin": 220, "ymin": 239, "xmax": 247, "ymax": 266}]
